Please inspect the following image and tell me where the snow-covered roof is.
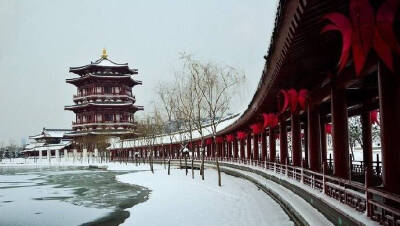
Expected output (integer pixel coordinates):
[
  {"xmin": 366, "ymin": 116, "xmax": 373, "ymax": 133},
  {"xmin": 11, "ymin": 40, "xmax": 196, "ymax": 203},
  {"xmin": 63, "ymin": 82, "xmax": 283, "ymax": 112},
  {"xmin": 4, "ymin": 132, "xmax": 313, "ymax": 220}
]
[
  {"xmin": 109, "ymin": 113, "xmax": 241, "ymax": 150},
  {"xmin": 29, "ymin": 128, "xmax": 73, "ymax": 140},
  {"xmin": 23, "ymin": 140, "xmax": 72, "ymax": 152},
  {"xmin": 69, "ymin": 56, "xmax": 138, "ymax": 75},
  {"xmin": 66, "ymin": 74, "xmax": 141, "ymax": 85}
]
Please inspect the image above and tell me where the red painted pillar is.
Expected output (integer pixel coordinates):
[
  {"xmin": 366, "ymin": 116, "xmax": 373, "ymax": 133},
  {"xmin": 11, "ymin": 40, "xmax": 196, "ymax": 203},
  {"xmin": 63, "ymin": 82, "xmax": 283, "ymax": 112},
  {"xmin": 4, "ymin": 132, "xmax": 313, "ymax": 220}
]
[
  {"xmin": 280, "ymin": 119, "xmax": 288, "ymax": 164},
  {"xmin": 211, "ymin": 142, "xmax": 215, "ymax": 158},
  {"xmin": 221, "ymin": 141, "xmax": 226, "ymax": 158},
  {"xmin": 308, "ymin": 104, "xmax": 321, "ymax": 172},
  {"xmin": 361, "ymin": 111, "xmax": 373, "ymax": 188},
  {"xmin": 196, "ymin": 143, "xmax": 200, "ymax": 159},
  {"xmin": 261, "ymin": 132, "xmax": 267, "ymax": 161},
  {"xmin": 246, "ymin": 135, "xmax": 252, "ymax": 160},
  {"xmin": 233, "ymin": 139, "xmax": 238, "ymax": 159},
  {"xmin": 240, "ymin": 139, "xmax": 245, "ymax": 159},
  {"xmin": 227, "ymin": 141, "xmax": 232, "ymax": 159},
  {"xmin": 291, "ymin": 113, "xmax": 302, "ymax": 167},
  {"xmin": 269, "ymin": 128, "xmax": 276, "ymax": 162},
  {"xmin": 378, "ymin": 63, "xmax": 400, "ymax": 194},
  {"xmin": 331, "ymin": 86, "xmax": 349, "ymax": 179},
  {"xmin": 303, "ymin": 119, "xmax": 309, "ymax": 167},
  {"xmin": 253, "ymin": 133, "xmax": 259, "ymax": 161},
  {"xmin": 320, "ymin": 121, "xmax": 327, "ymax": 170}
]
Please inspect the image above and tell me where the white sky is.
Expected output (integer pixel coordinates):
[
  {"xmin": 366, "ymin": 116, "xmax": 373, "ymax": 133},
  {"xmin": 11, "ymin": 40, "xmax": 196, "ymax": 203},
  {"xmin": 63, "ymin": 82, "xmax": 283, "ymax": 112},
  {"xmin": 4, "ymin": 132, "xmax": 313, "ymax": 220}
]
[{"xmin": 0, "ymin": 0, "xmax": 278, "ymax": 145}]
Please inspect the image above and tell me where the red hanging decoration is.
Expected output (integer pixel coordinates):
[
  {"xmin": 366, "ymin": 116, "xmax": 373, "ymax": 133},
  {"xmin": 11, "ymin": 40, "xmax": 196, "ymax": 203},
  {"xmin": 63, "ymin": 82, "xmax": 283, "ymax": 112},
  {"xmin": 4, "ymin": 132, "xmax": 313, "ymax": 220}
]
[
  {"xmin": 237, "ymin": 131, "xmax": 247, "ymax": 140},
  {"xmin": 250, "ymin": 123, "xmax": 263, "ymax": 134},
  {"xmin": 206, "ymin": 138, "xmax": 213, "ymax": 145},
  {"xmin": 226, "ymin": 134, "xmax": 235, "ymax": 142},
  {"xmin": 298, "ymin": 89, "xmax": 308, "ymax": 111},
  {"xmin": 263, "ymin": 113, "xmax": 278, "ymax": 128},
  {"xmin": 287, "ymin": 89, "xmax": 298, "ymax": 113},
  {"xmin": 325, "ymin": 124, "xmax": 332, "ymax": 134},
  {"xmin": 216, "ymin": 136, "xmax": 224, "ymax": 143},
  {"xmin": 269, "ymin": 114, "xmax": 278, "ymax": 128},
  {"xmin": 277, "ymin": 89, "xmax": 289, "ymax": 114},
  {"xmin": 370, "ymin": 110, "xmax": 380, "ymax": 126},
  {"xmin": 322, "ymin": 0, "xmax": 400, "ymax": 75}
]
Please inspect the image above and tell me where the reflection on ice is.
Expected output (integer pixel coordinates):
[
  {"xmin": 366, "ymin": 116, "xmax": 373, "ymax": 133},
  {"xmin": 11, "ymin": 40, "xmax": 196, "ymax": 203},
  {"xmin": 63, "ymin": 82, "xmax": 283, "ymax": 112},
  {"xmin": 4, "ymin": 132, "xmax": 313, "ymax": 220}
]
[{"xmin": 0, "ymin": 166, "xmax": 150, "ymax": 226}]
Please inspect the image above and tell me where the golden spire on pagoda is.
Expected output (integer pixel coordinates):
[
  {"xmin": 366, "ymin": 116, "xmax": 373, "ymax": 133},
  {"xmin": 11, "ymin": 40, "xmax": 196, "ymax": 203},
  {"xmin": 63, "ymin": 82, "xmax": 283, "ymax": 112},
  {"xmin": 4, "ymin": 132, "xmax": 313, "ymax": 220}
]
[{"xmin": 101, "ymin": 48, "xmax": 108, "ymax": 59}]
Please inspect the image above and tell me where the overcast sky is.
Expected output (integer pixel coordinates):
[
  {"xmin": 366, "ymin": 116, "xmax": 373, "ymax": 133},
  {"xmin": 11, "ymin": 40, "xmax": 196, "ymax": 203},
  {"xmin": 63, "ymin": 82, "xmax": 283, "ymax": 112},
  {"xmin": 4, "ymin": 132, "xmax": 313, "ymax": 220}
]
[{"xmin": 0, "ymin": 0, "xmax": 277, "ymax": 145}]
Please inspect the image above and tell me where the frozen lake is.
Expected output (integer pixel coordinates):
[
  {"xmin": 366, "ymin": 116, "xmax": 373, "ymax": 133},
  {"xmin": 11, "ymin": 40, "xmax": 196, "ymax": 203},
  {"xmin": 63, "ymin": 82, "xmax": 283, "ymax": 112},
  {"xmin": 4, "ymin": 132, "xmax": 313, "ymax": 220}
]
[{"xmin": 0, "ymin": 166, "xmax": 150, "ymax": 226}]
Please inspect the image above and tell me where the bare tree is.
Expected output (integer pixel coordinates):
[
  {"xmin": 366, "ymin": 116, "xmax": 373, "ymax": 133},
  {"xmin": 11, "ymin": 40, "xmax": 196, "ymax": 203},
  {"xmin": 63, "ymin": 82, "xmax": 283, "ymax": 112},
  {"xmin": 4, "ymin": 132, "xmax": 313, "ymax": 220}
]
[{"xmin": 180, "ymin": 54, "xmax": 245, "ymax": 179}]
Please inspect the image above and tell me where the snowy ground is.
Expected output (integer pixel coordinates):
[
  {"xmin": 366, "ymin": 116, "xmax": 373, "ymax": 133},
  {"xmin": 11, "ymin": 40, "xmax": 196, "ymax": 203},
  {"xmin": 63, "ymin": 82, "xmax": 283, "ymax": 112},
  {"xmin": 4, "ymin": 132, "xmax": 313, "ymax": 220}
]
[
  {"xmin": 117, "ymin": 166, "xmax": 294, "ymax": 226},
  {"xmin": 1, "ymin": 159, "xmax": 294, "ymax": 226}
]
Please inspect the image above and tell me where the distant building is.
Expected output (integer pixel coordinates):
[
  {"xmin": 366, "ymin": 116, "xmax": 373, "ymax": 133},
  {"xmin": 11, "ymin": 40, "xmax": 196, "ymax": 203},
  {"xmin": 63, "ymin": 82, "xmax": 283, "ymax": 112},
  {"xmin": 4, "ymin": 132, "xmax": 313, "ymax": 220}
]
[
  {"xmin": 22, "ymin": 128, "xmax": 72, "ymax": 158},
  {"xmin": 65, "ymin": 49, "xmax": 143, "ymax": 137}
]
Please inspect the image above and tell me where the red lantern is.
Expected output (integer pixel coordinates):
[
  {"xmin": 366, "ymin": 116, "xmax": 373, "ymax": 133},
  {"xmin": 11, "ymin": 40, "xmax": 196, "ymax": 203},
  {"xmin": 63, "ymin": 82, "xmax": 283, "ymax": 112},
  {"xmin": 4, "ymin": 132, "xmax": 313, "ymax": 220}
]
[
  {"xmin": 250, "ymin": 123, "xmax": 263, "ymax": 134},
  {"xmin": 325, "ymin": 124, "xmax": 332, "ymax": 134},
  {"xmin": 237, "ymin": 131, "xmax": 247, "ymax": 140},
  {"xmin": 322, "ymin": 0, "xmax": 400, "ymax": 75},
  {"xmin": 370, "ymin": 110, "xmax": 380, "ymax": 125},
  {"xmin": 287, "ymin": 89, "xmax": 298, "ymax": 113},
  {"xmin": 262, "ymin": 113, "xmax": 278, "ymax": 128},
  {"xmin": 206, "ymin": 138, "xmax": 213, "ymax": 145},
  {"xmin": 277, "ymin": 89, "xmax": 289, "ymax": 115},
  {"xmin": 298, "ymin": 89, "xmax": 308, "ymax": 111},
  {"xmin": 226, "ymin": 134, "xmax": 235, "ymax": 142}
]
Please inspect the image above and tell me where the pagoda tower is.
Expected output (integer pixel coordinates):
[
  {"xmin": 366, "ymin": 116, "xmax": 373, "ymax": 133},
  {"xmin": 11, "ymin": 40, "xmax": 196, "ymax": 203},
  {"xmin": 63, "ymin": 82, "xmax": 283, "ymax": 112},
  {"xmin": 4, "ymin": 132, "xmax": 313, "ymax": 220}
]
[{"xmin": 65, "ymin": 49, "xmax": 143, "ymax": 137}]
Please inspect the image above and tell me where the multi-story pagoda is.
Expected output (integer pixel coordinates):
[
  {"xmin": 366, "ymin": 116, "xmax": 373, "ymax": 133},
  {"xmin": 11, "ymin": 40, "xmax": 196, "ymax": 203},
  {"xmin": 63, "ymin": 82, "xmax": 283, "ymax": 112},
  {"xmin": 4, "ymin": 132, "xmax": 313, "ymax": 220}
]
[{"xmin": 65, "ymin": 49, "xmax": 143, "ymax": 137}]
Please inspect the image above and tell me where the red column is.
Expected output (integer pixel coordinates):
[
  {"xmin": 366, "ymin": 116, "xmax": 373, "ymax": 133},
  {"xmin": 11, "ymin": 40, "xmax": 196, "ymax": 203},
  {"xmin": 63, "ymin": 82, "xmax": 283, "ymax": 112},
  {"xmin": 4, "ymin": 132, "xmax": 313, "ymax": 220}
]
[
  {"xmin": 378, "ymin": 63, "xmax": 400, "ymax": 194},
  {"xmin": 246, "ymin": 135, "xmax": 252, "ymax": 160},
  {"xmin": 253, "ymin": 133, "xmax": 259, "ymax": 160},
  {"xmin": 320, "ymin": 120, "xmax": 327, "ymax": 170},
  {"xmin": 308, "ymin": 104, "xmax": 321, "ymax": 171},
  {"xmin": 196, "ymin": 143, "xmax": 200, "ymax": 159},
  {"xmin": 291, "ymin": 113, "xmax": 302, "ymax": 167},
  {"xmin": 280, "ymin": 119, "xmax": 288, "ymax": 164},
  {"xmin": 211, "ymin": 142, "xmax": 215, "ymax": 158},
  {"xmin": 331, "ymin": 87, "xmax": 349, "ymax": 179},
  {"xmin": 221, "ymin": 141, "xmax": 225, "ymax": 158},
  {"xmin": 233, "ymin": 139, "xmax": 238, "ymax": 159},
  {"xmin": 361, "ymin": 111, "xmax": 373, "ymax": 187},
  {"xmin": 240, "ymin": 139, "xmax": 245, "ymax": 159},
  {"xmin": 269, "ymin": 128, "xmax": 276, "ymax": 162},
  {"xmin": 227, "ymin": 141, "xmax": 232, "ymax": 159},
  {"xmin": 303, "ymin": 119, "xmax": 308, "ymax": 167},
  {"xmin": 261, "ymin": 132, "xmax": 267, "ymax": 161}
]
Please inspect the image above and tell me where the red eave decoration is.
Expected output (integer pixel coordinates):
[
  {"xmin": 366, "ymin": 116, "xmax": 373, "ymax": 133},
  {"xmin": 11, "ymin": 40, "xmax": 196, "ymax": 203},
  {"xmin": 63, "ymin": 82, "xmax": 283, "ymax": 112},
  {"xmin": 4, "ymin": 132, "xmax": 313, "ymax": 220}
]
[{"xmin": 322, "ymin": 0, "xmax": 400, "ymax": 75}]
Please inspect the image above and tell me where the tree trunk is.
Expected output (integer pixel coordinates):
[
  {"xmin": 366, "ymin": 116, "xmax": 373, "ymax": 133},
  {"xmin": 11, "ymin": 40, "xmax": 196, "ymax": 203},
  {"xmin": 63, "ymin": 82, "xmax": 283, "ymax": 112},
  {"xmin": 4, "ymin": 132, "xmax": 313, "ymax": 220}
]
[
  {"xmin": 168, "ymin": 158, "xmax": 171, "ymax": 175},
  {"xmin": 184, "ymin": 154, "xmax": 188, "ymax": 175},
  {"xmin": 201, "ymin": 146, "xmax": 205, "ymax": 180},
  {"xmin": 191, "ymin": 158, "xmax": 194, "ymax": 179},
  {"xmin": 216, "ymin": 159, "xmax": 221, "ymax": 187}
]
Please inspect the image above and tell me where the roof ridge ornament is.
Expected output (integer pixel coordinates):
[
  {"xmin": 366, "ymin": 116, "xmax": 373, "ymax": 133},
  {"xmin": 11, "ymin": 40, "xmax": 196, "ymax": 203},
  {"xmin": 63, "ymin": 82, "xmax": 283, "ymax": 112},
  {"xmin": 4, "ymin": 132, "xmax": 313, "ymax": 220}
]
[{"xmin": 101, "ymin": 48, "xmax": 108, "ymax": 59}]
